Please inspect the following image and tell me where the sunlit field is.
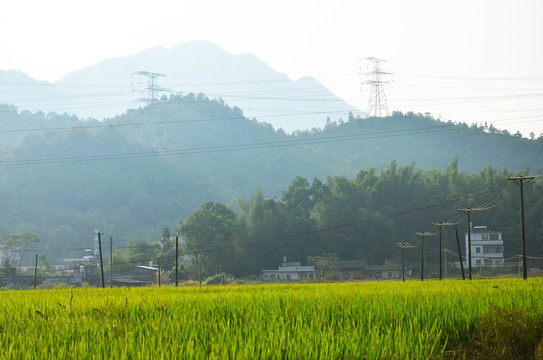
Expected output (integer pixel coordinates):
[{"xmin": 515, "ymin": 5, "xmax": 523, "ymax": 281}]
[{"xmin": 1, "ymin": 279, "xmax": 542, "ymax": 359}]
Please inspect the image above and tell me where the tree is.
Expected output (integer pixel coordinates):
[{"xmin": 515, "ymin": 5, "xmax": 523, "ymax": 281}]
[
  {"xmin": 177, "ymin": 202, "xmax": 238, "ymax": 278},
  {"xmin": 0, "ymin": 232, "xmax": 39, "ymax": 267},
  {"xmin": 237, "ymin": 190, "xmax": 287, "ymax": 274},
  {"xmin": 125, "ymin": 239, "xmax": 157, "ymax": 264},
  {"xmin": 160, "ymin": 227, "xmax": 172, "ymax": 252}
]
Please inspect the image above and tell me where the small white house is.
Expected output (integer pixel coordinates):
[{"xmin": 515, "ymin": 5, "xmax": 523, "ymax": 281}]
[
  {"xmin": 262, "ymin": 258, "xmax": 315, "ymax": 281},
  {"xmin": 465, "ymin": 225, "xmax": 504, "ymax": 267}
]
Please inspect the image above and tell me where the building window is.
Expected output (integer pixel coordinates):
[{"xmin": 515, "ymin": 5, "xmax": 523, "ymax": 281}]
[
  {"xmin": 388, "ymin": 272, "xmax": 392, "ymax": 278},
  {"xmin": 475, "ymin": 247, "xmax": 481, "ymax": 253},
  {"xmin": 476, "ymin": 259, "xmax": 481, "ymax": 266}
]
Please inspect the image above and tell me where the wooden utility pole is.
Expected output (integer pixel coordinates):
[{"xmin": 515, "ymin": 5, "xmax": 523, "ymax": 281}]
[
  {"xmin": 416, "ymin": 232, "xmax": 434, "ymax": 281},
  {"xmin": 455, "ymin": 227, "xmax": 466, "ymax": 280},
  {"xmin": 175, "ymin": 235, "xmax": 179, "ymax": 287},
  {"xmin": 397, "ymin": 242, "xmax": 418, "ymax": 282},
  {"xmin": 33, "ymin": 254, "xmax": 38, "ymax": 289},
  {"xmin": 401, "ymin": 246, "xmax": 405, "ymax": 282},
  {"xmin": 158, "ymin": 258, "xmax": 161, "ymax": 287},
  {"xmin": 109, "ymin": 236, "xmax": 113, "ymax": 288},
  {"xmin": 417, "ymin": 232, "xmax": 435, "ymax": 281},
  {"xmin": 438, "ymin": 224, "xmax": 442, "ymax": 280},
  {"xmin": 420, "ymin": 234, "xmax": 424, "ymax": 281},
  {"xmin": 198, "ymin": 252, "xmax": 203, "ymax": 286},
  {"xmin": 507, "ymin": 176, "xmax": 535, "ymax": 280},
  {"xmin": 97, "ymin": 231, "xmax": 105, "ymax": 288},
  {"xmin": 432, "ymin": 222, "xmax": 455, "ymax": 280}
]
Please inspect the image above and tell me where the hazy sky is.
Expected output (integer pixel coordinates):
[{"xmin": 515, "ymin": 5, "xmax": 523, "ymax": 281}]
[{"xmin": 1, "ymin": 0, "xmax": 542, "ymax": 136}]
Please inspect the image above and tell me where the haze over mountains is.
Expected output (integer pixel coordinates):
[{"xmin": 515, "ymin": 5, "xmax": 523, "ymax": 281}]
[{"xmin": 0, "ymin": 40, "xmax": 362, "ymax": 133}]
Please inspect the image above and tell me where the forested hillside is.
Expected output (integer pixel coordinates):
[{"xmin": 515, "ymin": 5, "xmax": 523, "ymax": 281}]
[{"xmin": 0, "ymin": 94, "xmax": 541, "ymax": 268}]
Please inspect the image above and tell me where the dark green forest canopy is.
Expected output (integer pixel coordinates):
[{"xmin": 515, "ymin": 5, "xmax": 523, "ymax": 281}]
[
  {"xmin": 178, "ymin": 162, "xmax": 542, "ymax": 276},
  {"xmin": 0, "ymin": 95, "xmax": 541, "ymax": 270}
]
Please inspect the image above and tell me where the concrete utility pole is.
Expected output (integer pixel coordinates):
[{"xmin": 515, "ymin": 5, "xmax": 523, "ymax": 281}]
[
  {"xmin": 34, "ymin": 254, "xmax": 38, "ymax": 289},
  {"xmin": 96, "ymin": 231, "xmax": 105, "ymax": 288},
  {"xmin": 175, "ymin": 235, "xmax": 179, "ymax": 287},
  {"xmin": 397, "ymin": 242, "xmax": 418, "ymax": 282},
  {"xmin": 443, "ymin": 249, "xmax": 448, "ymax": 278},
  {"xmin": 416, "ymin": 232, "xmax": 434, "ymax": 281},
  {"xmin": 433, "ymin": 222, "xmax": 454, "ymax": 280},
  {"xmin": 109, "ymin": 236, "xmax": 113, "ymax": 288},
  {"xmin": 458, "ymin": 209, "xmax": 473, "ymax": 280},
  {"xmin": 158, "ymin": 258, "xmax": 161, "ymax": 287},
  {"xmin": 507, "ymin": 176, "xmax": 535, "ymax": 280},
  {"xmin": 455, "ymin": 227, "xmax": 466, "ymax": 280}
]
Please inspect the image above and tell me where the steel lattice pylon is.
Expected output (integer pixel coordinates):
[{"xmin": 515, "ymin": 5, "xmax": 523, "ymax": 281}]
[
  {"xmin": 360, "ymin": 57, "xmax": 392, "ymax": 118},
  {"xmin": 131, "ymin": 71, "xmax": 173, "ymax": 151}
]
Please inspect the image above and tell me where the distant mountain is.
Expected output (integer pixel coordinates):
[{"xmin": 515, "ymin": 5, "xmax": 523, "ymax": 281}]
[
  {"xmin": 0, "ymin": 70, "xmax": 62, "ymax": 114},
  {"xmin": 0, "ymin": 41, "xmax": 362, "ymax": 132}
]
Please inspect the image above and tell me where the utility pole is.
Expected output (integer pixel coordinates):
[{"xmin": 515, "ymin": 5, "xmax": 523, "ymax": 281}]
[
  {"xmin": 109, "ymin": 236, "xmax": 113, "ymax": 288},
  {"xmin": 360, "ymin": 57, "xmax": 392, "ymax": 118},
  {"xmin": 97, "ymin": 231, "xmax": 105, "ymax": 288},
  {"xmin": 33, "ymin": 254, "xmax": 38, "ymax": 289},
  {"xmin": 416, "ymin": 232, "xmax": 434, "ymax": 281},
  {"xmin": 198, "ymin": 252, "xmax": 203, "ymax": 286},
  {"xmin": 507, "ymin": 176, "xmax": 535, "ymax": 280},
  {"xmin": 444, "ymin": 248, "xmax": 448, "ymax": 278},
  {"xmin": 175, "ymin": 235, "xmax": 179, "ymax": 287},
  {"xmin": 396, "ymin": 242, "xmax": 417, "ymax": 282},
  {"xmin": 458, "ymin": 209, "xmax": 473, "ymax": 280},
  {"xmin": 158, "ymin": 258, "xmax": 161, "ymax": 287},
  {"xmin": 400, "ymin": 246, "xmax": 405, "ymax": 282},
  {"xmin": 455, "ymin": 227, "xmax": 466, "ymax": 280},
  {"xmin": 432, "ymin": 222, "xmax": 454, "ymax": 280},
  {"xmin": 420, "ymin": 234, "xmax": 424, "ymax": 281}
]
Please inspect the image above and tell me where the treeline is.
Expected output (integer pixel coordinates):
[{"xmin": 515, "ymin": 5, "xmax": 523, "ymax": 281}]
[{"xmin": 175, "ymin": 160, "xmax": 542, "ymax": 277}]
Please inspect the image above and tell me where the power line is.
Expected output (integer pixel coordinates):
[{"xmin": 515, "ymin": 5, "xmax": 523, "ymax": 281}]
[
  {"xmin": 1, "ymin": 118, "xmax": 534, "ymax": 167},
  {"xmin": 15, "ymin": 187, "xmax": 505, "ymax": 256}
]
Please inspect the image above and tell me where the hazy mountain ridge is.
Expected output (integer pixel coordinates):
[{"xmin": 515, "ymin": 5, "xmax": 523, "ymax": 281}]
[{"xmin": 1, "ymin": 40, "xmax": 361, "ymax": 132}]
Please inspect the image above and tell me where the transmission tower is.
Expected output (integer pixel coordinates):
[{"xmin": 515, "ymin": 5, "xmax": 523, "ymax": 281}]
[
  {"xmin": 360, "ymin": 57, "xmax": 392, "ymax": 118},
  {"xmin": 131, "ymin": 71, "xmax": 173, "ymax": 150}
]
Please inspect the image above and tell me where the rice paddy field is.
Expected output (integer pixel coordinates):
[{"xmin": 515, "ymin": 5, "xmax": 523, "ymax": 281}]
[{"xmin": 1, "ymin": 279, "xmax": 543, "ymax": 359}]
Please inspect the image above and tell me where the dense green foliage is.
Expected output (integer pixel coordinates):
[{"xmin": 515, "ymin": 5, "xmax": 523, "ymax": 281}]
[
  {"xmin": 0, "ymin": 95, "xmax": 541, "ymax": 270},
  {"xmin": 179, "ymin": 160, "xmax": 543, "ymax": 277},
  {"xmin": 1, "ymin": 279, "xmax": 542, "ymax": 359}
]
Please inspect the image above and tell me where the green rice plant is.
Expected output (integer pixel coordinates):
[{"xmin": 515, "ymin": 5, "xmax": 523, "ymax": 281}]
[{"xmin": 0, "ymin": 279, "xmax": 541, "ymax": 359}]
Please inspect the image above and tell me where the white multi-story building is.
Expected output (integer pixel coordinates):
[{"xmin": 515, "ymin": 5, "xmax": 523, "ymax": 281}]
[{"xmin": 465, "ymin": 225, "xmax": 504, "ymax": 267}]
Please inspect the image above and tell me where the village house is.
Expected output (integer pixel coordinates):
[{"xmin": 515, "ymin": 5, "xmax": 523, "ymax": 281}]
[
  {"xmin": 262, "ymin": 257, "xmax": 315, "ymax": 281},
  {"xmin": 365, "ymin": 261, "xmax": 402, "ymax": 280},
  {"xmin": 465, "ymin": 225, "xmax": 504, "ymax": 267}
]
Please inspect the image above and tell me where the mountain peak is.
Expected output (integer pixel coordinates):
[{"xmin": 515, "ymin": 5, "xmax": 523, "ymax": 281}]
[{"xmin": 1, "ymin": 41, "xmax": 363, "ymax": 132}]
